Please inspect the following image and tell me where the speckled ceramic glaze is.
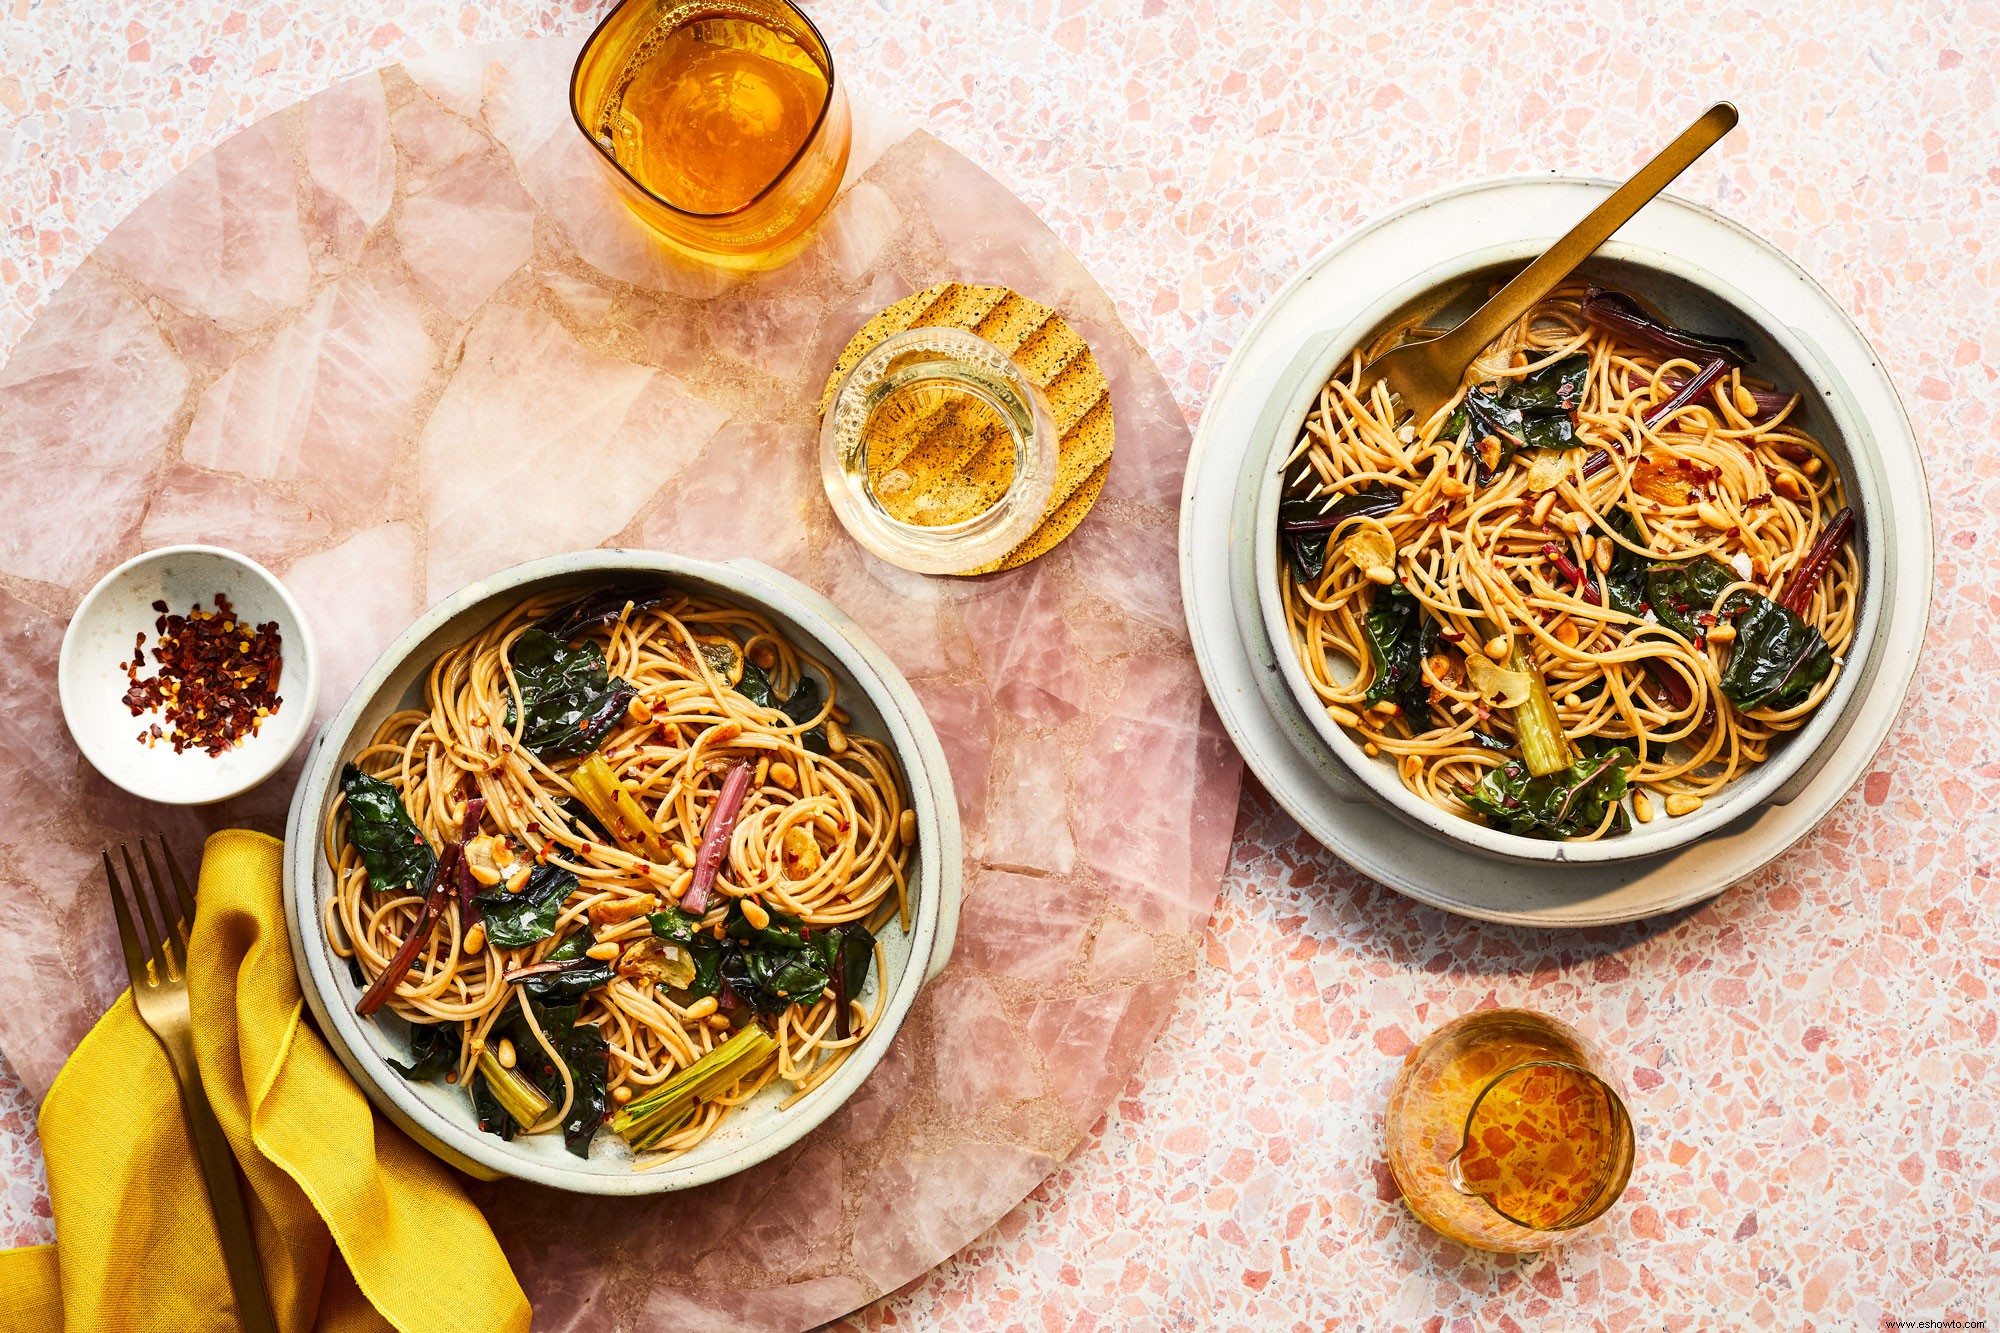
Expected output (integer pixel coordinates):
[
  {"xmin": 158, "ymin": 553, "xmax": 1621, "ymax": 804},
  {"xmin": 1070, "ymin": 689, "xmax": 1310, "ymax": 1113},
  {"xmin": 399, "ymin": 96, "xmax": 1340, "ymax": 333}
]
[
  {"xmin": 284, "ymin": 549, "xmax": 961, "ymax": 1193},
  {"xmin": 1188, "ymin": 178, "xmax": 1932, "ymax": 923},
  {"xmin": 1246, "ymin": 222, "xmax": 1896, "ymax": 864}
]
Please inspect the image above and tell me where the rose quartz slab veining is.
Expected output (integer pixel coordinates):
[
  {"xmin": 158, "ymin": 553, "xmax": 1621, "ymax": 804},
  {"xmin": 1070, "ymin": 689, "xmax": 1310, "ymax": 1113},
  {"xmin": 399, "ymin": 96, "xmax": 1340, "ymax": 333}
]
[
  {"xmin": 0, "ymin": 38, "xmax": 1233, "ymax": 1331},
  {"xmin": 12, "ymin": 2, "xmax": 1996, "ymax": 1329}
]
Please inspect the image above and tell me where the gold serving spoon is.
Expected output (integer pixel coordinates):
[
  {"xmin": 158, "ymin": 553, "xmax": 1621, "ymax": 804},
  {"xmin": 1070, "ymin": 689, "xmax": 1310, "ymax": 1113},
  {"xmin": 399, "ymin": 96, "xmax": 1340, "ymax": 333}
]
[{"xmin": 1364, "ymin": 101, "xmax": 1739, "ymax": 429}]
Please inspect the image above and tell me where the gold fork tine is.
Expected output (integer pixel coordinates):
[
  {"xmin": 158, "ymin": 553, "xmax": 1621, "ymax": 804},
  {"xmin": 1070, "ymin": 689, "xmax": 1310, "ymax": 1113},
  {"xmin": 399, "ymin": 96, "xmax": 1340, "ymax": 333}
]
[
  {"xmin": 118, "ymin": 844, "xmax": 164, "ymax": 979},
  {"xmin": 102, "ymin": 851, "xmax": 149, "ymax": 987},
  {"xmin": 136, "ymin": 842, "xmax": 187, "ymax": 982},
  {"xmin": 159, "ymin": 838, "xmax": 198, "ymax": 926}
]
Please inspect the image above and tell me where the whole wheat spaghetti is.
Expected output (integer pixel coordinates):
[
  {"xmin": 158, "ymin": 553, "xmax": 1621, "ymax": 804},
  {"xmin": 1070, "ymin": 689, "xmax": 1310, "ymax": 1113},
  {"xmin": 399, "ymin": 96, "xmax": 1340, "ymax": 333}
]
[
  {"xmin": 1278, "ymin": 283, "xmax": 1858, "ymax": 841},
  {"xmin": 323, "ymin": 585, "xmax": 914, "ymax": 1163}
]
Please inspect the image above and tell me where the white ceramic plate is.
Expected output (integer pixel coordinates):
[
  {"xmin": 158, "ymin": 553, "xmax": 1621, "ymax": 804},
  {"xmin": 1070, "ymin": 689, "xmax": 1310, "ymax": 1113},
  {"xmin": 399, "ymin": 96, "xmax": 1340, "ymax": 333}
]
[
  {"xmin": 1181, "ymin": 177, "xmax": 1933, "ymax": 925},
  {"xmin": 59, "ymin": 544, "xmax": 319, "ymax": 805},
  {"xmin": 284, "ymin": 550, "xmax": 960, "ymax": 1192}
]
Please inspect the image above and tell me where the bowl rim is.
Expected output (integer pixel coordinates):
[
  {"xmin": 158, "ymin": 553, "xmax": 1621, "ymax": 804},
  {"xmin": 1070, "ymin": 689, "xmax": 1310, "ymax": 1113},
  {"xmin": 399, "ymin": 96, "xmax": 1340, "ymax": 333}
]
[
  {"xmin": 1250, "ymin": 237, "xmax": 1887, "ymax": 864},
  {"xmin": 58, "ymin": 542, "xmax": 320, "ymax": 806},
  {"xmin": 282, "ymin": 548, "xmax": 958, "ymax": 1194}
]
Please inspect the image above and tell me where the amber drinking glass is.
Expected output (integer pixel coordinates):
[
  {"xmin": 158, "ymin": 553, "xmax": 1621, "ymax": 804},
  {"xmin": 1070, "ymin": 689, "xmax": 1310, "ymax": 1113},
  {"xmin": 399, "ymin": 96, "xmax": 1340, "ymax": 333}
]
[
  {"xmin": 1383, "ymin": 1010, "xmax": 1636, "ymax": 1252},
  {"xmin": 569, "ymin": 0, "xmax": 851, "ymax": 268}
]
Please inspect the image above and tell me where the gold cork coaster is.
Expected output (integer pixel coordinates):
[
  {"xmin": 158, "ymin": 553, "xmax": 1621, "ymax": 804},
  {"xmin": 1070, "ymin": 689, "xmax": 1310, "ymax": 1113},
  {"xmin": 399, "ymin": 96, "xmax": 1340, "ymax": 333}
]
[{"xmin": 819, "ymin": 281, "xmax": 1114, "ymax": 575}]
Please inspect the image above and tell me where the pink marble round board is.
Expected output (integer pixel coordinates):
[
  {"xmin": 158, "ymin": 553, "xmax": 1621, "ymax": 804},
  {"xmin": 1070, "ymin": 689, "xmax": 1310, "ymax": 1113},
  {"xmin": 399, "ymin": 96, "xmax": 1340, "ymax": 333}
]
[{"xmin": 0, "ymin": 37, "xmax": 1240, "ymax": 1328}]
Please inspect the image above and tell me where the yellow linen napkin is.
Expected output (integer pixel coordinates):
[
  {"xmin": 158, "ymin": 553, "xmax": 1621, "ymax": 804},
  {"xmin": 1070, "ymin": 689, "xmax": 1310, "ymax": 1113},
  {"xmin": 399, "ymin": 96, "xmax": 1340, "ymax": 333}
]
[{"xmin": 0, "ymin": 830, "xmax": 531, "ymax": 1333}]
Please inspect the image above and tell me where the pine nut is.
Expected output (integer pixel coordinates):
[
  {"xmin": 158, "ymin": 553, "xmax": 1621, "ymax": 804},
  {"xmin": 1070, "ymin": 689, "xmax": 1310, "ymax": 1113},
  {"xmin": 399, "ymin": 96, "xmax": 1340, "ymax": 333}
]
[
  {"xmin": 684, "ymin": 996, "xmax": 718, "ymax": 1020},
  {"xmin": 462, "ymin": 922, "xmax": 487, "ymax": 955},
  {"xmin": 673, "ymin": 842, "xmax": 697, "ymax": 868},
  {"xmin": 626, "ymin": 695, "xmax": 652, "ymax": 724},
  {"xmin": 1773, "ymin": 472, "xmax": 1805, "ymax": 500},
  {"xmin": 747, "ymin": 641, "xmax": 777, "ymax": 669},
  {"xmin": 754, "ymin": 756, "xmax": 770, "ymax": 787},
  {"xmin": 899, "ymin": 809, "xmax": 917, "ymax": 844},
  {"xmin": 611, "ymin": 1085, "xmax": 633, "ymax": 1105},
  {"xmin": 1707, "ymin": 623, "xmax": 1737, "ymax": 643},
  {"xmin": 1531, "ymin": 491, "xmax": 1559, "ymax": 527},
  {"xmin": 586, "ymin": 941, "xmax": 621, "ymax": 960},
  {"xmin": 1365, "ymin": 564, "xmax": 1396, "ymax": 585},
  {"xmin": 1555, "ymin": 620, "xmax": 1579, "ymax": 647},
  {"xmin": 1594, "ymin": 538, "xmax": 1615, "ymax": 572},
  {"xmin": 1484, "ymin": 636, "xmax": 1509, "ymax": 661},
  {"xmin": 496, "ymin": 1038, "xmax": 517, "ymax": 1070},
  {"xmin": 741, "ymin": 898, "xmax": 771, "ymax": 930},
  {"xmin": 831, "ymin": 706, "xmax": 850, "ymax": 725},
  {"xmin": 1565, "ymin": 512, "xmax": 1589, "ymax": 536},
  {"xmin": 1803, "ymin": 456, "xmax": 1823, "ymax": 476},
  {"xmin": 708, "ymin": 1015, "xmax": 732, "ymax": 1030},
  {"xmin": 1696, "ymin": 502, "xmax": 1730, "ymax": 530},
  {"xmin": 1665, "ymin": 793, "xmax": 1703, "ymax": 818},
  {"xmin": 1400, "ymin": 754, "xmax": 1422, "ymax": 781},
  {"xmin": 1578, "ymin": 535, "xmax": 1595, "ymax": 564},
  {"xmin": 1441, "ymin": 477, "xmax": 1472, "ymax": 499},
  {"xmin": 1632, "ymin": 790, "xmax": 1655, "ymax": 824},
  {"xmin": 770, "ymin": 761, "xmax": 798, "ymax": 790},
  {"xmin": 1733, "ymin": 384, "xmax": 1758, "ymax": 417},
  {"xmin": 1370, "ymin": 699, "xmax": 1401, "ymax": 717},
  {"xmin": 826, "ymin": 718, "xmax": 848, "ymax": 754},
  {"xmin": 1363, "ymin": 742, "xmax": 1380, "ymax": 757},
  {"xmin": 1561, "ymin": 692, "xmax": 1582, "ymax": 708},
  {"xmin": 1328, "ymin": 704, "xmax": 1362, "ymax": 728}
]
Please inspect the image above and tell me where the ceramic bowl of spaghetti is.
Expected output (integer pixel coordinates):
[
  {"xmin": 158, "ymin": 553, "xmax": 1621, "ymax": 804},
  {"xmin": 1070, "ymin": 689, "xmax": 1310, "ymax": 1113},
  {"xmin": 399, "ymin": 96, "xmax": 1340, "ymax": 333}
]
[
  {"xmin": 282, "ymin": 550, "xmax": 960, "ymax": 1193},
  {"xmin": 1252, "ymin": 240, "xmax": 1888, "ymax": 864}
]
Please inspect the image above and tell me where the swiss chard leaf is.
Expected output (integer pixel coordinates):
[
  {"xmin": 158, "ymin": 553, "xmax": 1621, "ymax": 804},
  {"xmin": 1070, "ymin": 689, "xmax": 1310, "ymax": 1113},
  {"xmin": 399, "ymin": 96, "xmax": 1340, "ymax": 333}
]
[
  {"xmin": 1600, "ymin": 508, "xmax": 1652, "ymax": 618},
  {"xmin": 504, "ymin": 629, "xmax": 637, "ymax": 760},
  {"xmin": 557, "ymin": 1021, "xmax": 610, "ymax": 1157},
  {"xmin": 473, "ymin": 863, "xmax": 578, "ymax": 949},
  {"xmin": 1581, "ymin": 289, "xmax": 1752, "ymax": 368},
  {"xmin": 1457, "ymin": 354, "xmax": 1591, "ymax": 478},
  {"xmin": 1362, "ymin": 582, "xmax": 1436, "ymax": 729},
  {"xmin": 1644, "ymin": 555, "xmax": 1740, "ymax": 642},
  {"xmin": 742, "ymin": 662, "xmax": 831, "ymax": 755},
  {"xmin": 388, "ymin": 1020, "xmax": 461, "ymax": 1081},
  {"xmin": 533, "ymin": 586, "xmax": 672, "ymax": 643},
  {"xmin": 1717, "ymin": 594, "xmax": 1833, "ymax": 710},
  {"xmin": 649, "ymin": 906, "xmax": 726, "ymax": 997},
  {"xmin": 815, "ymin": 923, "xmax": 873, "ymax": 1006},
  {"xmin": 340, "ymin": 765, "xmax": 435, "ymax": 897},
  {"xmin": 725, "ymin": 901, "xmax": 813, "ymax": 951},
  {"xmin": 1461, "ymin": 749, "xmax": 1636, "ymax": 840},
  {"xmin": 1277, "ymin": 486, "xmax": 1401, "ymax": 585},
  {"xmin": 517, "ymin": 930, "xmax": 616, "ymax": 1002}
]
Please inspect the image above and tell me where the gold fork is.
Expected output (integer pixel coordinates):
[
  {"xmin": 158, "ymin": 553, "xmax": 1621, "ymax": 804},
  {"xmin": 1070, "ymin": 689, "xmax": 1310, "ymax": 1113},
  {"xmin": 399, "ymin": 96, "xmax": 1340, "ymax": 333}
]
[{"xmin": 105, "ymin": 840, "xmax": 279, "ymax": 1333}]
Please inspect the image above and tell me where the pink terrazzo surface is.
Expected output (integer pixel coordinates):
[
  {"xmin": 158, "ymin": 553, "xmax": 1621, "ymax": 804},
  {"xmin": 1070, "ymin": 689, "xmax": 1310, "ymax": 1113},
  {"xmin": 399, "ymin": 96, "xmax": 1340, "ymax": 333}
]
[{"xmin": 2, "ymin": 2, "xmax": 1996, "ymax": 1330}]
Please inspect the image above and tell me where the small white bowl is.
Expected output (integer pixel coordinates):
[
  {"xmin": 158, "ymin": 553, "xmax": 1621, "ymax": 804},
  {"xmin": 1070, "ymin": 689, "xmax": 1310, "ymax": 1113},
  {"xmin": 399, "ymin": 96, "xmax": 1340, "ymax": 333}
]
[{"xmin": 59, "ymin": 545, "xmax": 319, "ymax": 805}]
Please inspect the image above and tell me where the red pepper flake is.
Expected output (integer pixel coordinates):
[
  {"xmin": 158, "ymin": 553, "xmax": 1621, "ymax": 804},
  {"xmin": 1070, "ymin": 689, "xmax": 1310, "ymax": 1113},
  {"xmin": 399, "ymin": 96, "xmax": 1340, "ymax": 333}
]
[{"xmin": 121, "ymin": 592, "xmax": 283, "ymax": 756}]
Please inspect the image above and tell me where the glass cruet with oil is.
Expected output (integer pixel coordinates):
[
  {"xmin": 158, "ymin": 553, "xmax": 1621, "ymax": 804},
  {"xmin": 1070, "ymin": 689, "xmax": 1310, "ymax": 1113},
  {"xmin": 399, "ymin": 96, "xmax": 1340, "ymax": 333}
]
[{"xmin": 1383, "ymin": 1009, "xmax": 1636, "ymax": 1252}]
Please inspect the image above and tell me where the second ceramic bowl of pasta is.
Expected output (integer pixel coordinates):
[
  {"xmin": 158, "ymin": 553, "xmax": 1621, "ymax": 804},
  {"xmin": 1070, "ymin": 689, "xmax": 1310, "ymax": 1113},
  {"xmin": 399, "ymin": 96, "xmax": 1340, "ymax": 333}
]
[
  {"xmin": 282, "ymin": 549, "xmax": 961, "ymax": 1193},
  {"xmin": 1247, "ymin": 238, "xmax": 1895, "ymax": 865}
]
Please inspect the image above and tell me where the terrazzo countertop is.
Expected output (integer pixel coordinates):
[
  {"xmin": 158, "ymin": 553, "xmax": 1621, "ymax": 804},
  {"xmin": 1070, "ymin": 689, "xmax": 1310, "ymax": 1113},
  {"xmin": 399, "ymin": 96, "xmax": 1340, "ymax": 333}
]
[{"xmin": 3, "ymin": 1, "xmax": 1996, "ymax": 1329}]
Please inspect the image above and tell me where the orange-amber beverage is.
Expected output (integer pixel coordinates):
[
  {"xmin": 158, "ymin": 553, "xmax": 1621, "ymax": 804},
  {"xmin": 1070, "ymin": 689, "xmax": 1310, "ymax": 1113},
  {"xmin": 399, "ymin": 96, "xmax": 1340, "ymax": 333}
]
[
  {"xmin": 1383, "ymin": 1010, "xmax": 1635, "ymax": 1252},
  {"xmin": 570, "ymin": 0, "xmax": 851, "ymax": 266}
]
